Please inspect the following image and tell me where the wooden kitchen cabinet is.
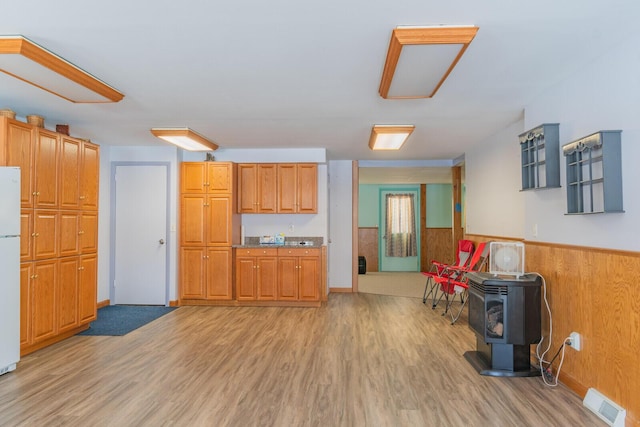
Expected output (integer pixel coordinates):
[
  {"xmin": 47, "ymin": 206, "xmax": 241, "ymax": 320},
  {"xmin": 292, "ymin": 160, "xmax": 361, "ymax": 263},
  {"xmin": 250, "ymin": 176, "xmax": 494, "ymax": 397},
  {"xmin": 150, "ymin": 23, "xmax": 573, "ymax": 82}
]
[
  {"xmin": 20, "ymin": 210, "xmax": 33, "ymax": 261},
  {"xmin": 181, "ymin": 194, "xmax": 237, "ymax": 247},
  {"xmin": 3, "ymin": 116, "xmax": 100, "ymax": 356},
  {"xmin": 237, "ymin": 163, "xmax": 277, "ymax": 213},
  {"xmin": 58, "ymin": 256, "xmax": 79, "ymax": 333},
  {"xmin": 59, "ymin": 211, "xmax": 81, "ymax": 257},
  {"xmin": 80, "ymin": 141, "xmax": 100, "ymax": 210},
  {"xmin": 33, "ymin": 210, "xmax": 59, "ymax": 260},
  {"xmin": 179, "ymin": 162, "xmax": 238, "ymax": 303},
  {"xmin": 59, "ymin": 137, "xmax": 81, "ymax": 209},
  {"xmin": 181, "ymin": 162, "xmax": 235, "ymax": 194},
  {"xmin": 277, "ymin": 163, "xmax": 317, "ymax": 213},
  {"xmin": 33, "ymin": 129, "xmax": 60, "ymax": 209},
  {"xmin": 180, "ymin": 247, "xmax": 233, "ymax": 300},
  {"xmin": 180, "ymin": 247, "xmax": 207, "ymax": 299},
  {"xmin": 235, "ymin": 248, "xmax": 278, "ymax": 300},
  {"xmin": 277, "ymin": 247, "xmax": 320, "ymax": 301},
  {"xmin": 19, "ymin": 263, "xmax": 31, "ymax": 347},
  {"xmin": 0, "ymin": 118, "xmax": 34, "ymax": 207},
  {"xmin": 31, "ymin": 259, "xmax": 58, "ymax": 344},
  {"xmin": 78, "ymin": 254, "xmax": 98, "ymax": 323}
]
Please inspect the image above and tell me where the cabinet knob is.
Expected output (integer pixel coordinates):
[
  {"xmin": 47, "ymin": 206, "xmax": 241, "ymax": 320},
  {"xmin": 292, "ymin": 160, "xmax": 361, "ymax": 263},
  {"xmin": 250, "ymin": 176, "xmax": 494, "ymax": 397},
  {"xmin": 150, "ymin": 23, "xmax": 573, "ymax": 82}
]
[
  {"xmin": 32, "ymin": 232, "xmax": 36, "ymax": 237},
  {"xmin": 78, "ymin": 230, "xmax": 85, "ymax": 235},
  {"xmin": 79, "ymin": 195, "xmax": 86, "ymax": 200}
]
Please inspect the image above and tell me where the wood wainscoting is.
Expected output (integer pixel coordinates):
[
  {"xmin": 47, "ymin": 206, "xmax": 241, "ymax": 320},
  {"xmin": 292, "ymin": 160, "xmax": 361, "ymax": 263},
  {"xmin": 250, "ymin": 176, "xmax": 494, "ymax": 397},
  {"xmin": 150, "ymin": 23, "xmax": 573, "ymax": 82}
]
[
  {"xmin": 358, "ymin": 227, "xmax": 378, "ymax": 272},
  {"xmin": 423, "ymin": 228, "xmax": 455, "ymax": 269},
  {"xmin": 466, "ymin": 233, "xmax": 640, "ymax": 427}
]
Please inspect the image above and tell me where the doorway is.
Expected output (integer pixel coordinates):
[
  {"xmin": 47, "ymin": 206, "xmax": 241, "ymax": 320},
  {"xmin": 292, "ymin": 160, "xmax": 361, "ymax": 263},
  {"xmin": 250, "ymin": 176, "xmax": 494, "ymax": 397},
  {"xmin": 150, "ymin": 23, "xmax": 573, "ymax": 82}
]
[
  {"xmin": 379, "ymin": 188, "xmax": 420, "ymax": 272},
  {"xmin": 111, "ymin": 163, "xmax": 170, "ymax": 305}
]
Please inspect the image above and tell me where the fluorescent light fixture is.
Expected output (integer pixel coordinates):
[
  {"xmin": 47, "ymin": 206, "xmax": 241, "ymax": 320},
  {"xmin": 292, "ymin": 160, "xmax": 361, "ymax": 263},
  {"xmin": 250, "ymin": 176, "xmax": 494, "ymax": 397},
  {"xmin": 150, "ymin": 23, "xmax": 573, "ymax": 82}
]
[
  {"xmin": 379, "ymin": 25, "xmax": 479, "ymax": 99},
  {"xmin": 0, "ymin": 35, "xmax": 124, "ymax": 103},
  {"xmin": 369, "ymin": 125, "xmax": 415, "ymax": 150},
  {"xmin": 150, "ymin": 128, "xmax": 219, "ymax": 151}
]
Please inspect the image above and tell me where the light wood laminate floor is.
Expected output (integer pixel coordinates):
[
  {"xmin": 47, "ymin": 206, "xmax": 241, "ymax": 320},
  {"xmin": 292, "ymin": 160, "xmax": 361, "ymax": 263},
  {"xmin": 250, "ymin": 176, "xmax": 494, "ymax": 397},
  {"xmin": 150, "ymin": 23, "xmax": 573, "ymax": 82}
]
[{"xmin": 0, "ymin": 293, "xmax": 602, "ymax": 427}]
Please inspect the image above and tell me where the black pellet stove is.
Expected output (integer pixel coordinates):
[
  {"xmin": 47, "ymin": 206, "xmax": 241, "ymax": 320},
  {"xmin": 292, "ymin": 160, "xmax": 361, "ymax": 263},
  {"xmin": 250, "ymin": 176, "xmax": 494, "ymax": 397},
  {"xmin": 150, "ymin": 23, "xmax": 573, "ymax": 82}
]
[{"xmin": 464, "ymin": 271, "xmax": 542, "ymax": 377}]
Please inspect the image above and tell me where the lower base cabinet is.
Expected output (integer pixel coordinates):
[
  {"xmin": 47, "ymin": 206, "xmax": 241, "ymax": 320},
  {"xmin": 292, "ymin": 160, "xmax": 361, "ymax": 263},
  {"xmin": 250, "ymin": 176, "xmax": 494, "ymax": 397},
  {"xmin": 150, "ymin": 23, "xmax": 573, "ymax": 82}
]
[
  {"xmin": 235, "ymin": 248, "xmax": 278, "ymax": 301},
  {"xmin": 277, "ymin": 248, "xmax": 320, "ymax": 302},
  {"xmin": 180, "ymin": 247, "xmax": 233, "ymax": 300},
  {"xmin": 20, "ymin": 255, "xmax": 97, "ymax": 355}
]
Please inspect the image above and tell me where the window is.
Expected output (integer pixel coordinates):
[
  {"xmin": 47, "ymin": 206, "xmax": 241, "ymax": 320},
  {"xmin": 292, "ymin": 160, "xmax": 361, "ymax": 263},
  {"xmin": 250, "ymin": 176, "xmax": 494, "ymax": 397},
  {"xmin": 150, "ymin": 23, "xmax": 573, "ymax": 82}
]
[
  {"xmin": 384, "ymin": 194, "xmax": 417, "ymax": 257},
  {"xmin": 563, "ymin": 130, "xmax": 623, "ymax": 214}
]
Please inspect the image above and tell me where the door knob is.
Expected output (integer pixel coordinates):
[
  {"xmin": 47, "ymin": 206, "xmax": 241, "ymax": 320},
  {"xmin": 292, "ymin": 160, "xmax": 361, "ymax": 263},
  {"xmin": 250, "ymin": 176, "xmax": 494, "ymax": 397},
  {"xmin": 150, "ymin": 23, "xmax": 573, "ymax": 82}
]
[{"xmin": 159, "ymin": 239, "xmax": 165, "ymax": 245}]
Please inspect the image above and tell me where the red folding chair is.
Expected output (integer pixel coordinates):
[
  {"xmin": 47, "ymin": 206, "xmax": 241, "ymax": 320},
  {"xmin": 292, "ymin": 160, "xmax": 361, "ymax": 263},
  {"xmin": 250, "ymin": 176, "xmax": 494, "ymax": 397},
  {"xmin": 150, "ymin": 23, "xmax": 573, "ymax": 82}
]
[
  {"xmin": 434, "ymin": 241, "xmax": 491, "ymax": 324},
  {"xmin": 422, "ymin": 239, "xmax": 474, "ymax": 309}
]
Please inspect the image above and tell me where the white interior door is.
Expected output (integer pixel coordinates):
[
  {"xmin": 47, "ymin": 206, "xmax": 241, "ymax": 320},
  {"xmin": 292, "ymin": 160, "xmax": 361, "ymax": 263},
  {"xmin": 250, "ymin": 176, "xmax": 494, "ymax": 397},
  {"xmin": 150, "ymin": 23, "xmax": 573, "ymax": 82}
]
[{"xmin": 114, "ymin": 164, "xmax": 167, "ymax": 305}]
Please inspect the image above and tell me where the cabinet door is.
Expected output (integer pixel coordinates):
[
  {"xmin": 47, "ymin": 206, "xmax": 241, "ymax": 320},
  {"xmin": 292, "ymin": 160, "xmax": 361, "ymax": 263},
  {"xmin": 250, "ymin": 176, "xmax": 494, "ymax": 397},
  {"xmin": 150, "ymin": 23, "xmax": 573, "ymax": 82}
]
[
  {"xmin": 32, "ymin": 259, "xmax": 57, "ymax": 343},
  {"xmin": 238, "ymin": 164, "xmax": 257, "ymax": 213},
  {"xmin": 181, "ymin": 162, "xmax": 207, "ymax": 193},
  {"xmin": 78, "ymin": 254, "xmax": 98, "ymax": 323},
  {"xmin": 58, "ymin": 257, "xmax": 79, "ymax": 333},
  {"xmin": 20, "ymin": 262, "xmax": 32, "ymax": 347},
  {"xmin": 20, "ymin": 210, "xmax": 33, "ymax": 261},
  {"xmin": 180, "ymin": 247, "xmax": 206, "ymax": 299},
  {"xmin": 206, "ymin": 247, "xmax": 233, "ymax": 299},
  {"xmin": 33, "ymin": 129, "xmax": 59, "ymax": 208},
  {"xmin": 235, "ymin": 256, "xmax": 256, "ymax": 300},
  {"xmin": 207, "ymin": 195, "xmax": 232, "ymax": 246},
  {"xmin": 80, "ymin": 212, "xmax": 98, "ymax": 253},
  {"xmin": 257, "ymin": 257, "xmax": 278, "ymax": 300},
  {"xmin": 59, "ymin": 137, "xmax": 82, "ymax": 209},
  {"xmin": 181, "ymin": 195, "xmax": 207, "ymax": 246},
  {"xmin": 277, "ymin": 256, "xmax": 298, "ymax": 300},
  {"xmin": 298, "ymin": 256, "xmax": 320, "ymax": 301},
  {"xmin": 3, "ymin": 119, "xmax": 35, "ymax": 207},
  {"xmin": 33, "ymin": 210, "xmax": 58, "ymax": 260},
  {"xmin": 208, "ymin": 162, "xmax": 234, "ymax": 193},
  {"xmin": 297, "ymin": 163, "xmax": 317, "ymax": 214},
  {"xmin": 258, "ymin": 164, "xmax": 277, "ymax": 213},
  {"xmin": 59, "ymin": 211, "xmax": 81, "ymax": 257},
  {"xmin": 277, "ymin": 164, "xmax": 297, "ymax": 213},
  {"xmin": 80, "ymin": 141, "xmax": 99, "ymax": 210}
]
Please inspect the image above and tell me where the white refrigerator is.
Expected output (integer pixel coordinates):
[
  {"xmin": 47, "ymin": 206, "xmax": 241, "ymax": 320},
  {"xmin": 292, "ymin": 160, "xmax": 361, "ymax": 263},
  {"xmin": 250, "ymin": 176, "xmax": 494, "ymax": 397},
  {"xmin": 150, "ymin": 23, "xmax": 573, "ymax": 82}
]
[{"xmin": 0, "ymin": 167, "xmax": 20, "ymax": 375}]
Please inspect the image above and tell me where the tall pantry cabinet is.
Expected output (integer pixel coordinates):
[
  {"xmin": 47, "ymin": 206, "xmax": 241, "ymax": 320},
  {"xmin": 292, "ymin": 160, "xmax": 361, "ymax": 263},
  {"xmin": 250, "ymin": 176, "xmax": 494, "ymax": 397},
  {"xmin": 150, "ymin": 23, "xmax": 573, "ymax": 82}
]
[
  {"xmin": 179, "ymin": 162, "xmax": 240, "ymax": 302},
  {"xmin": 0, "ymin": 117, "xmax": 99, "ymax": 355}
]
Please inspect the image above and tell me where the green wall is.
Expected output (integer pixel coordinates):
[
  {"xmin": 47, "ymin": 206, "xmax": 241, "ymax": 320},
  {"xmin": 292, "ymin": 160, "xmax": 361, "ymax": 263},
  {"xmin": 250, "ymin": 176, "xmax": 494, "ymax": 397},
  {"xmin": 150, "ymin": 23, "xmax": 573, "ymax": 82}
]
[
  {"xmin": 426, "ymin": 184, "xmax": 453, "ymax": 227},
  {"xmin": 359, "ymin": 183, "xmax": 453, "ymax": 227}
]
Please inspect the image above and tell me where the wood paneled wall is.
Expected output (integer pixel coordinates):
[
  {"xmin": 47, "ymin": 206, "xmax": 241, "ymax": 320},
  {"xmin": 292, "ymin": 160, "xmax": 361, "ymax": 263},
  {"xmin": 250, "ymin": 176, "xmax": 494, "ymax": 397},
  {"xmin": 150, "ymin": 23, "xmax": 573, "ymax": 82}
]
[
  {"xmin": 424, "ymin": 228, "xmax": 454, "ymax": 267},
  {"xmin": 357, "ymin": 227, "xmax": 379, "ymax": 272},
  {"xmin": 466, "ymin": 234, "xmax": 640, "ymax": 427}
]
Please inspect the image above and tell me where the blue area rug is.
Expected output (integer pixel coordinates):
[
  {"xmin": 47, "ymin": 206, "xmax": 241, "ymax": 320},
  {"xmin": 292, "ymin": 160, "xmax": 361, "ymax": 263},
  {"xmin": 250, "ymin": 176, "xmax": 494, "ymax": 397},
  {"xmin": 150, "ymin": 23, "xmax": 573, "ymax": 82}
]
[{"xmin": 78, "ymin": 305, "xmax": 177, "ymax": 336}]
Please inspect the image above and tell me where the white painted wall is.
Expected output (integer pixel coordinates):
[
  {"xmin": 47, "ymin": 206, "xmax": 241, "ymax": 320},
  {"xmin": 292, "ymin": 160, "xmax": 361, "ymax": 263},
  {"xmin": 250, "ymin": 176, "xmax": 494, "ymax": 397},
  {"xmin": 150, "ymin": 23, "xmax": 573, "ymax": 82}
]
[
  {"xmin": 465, "ymin": 119, "xmax": 526, "ymax": 238},
  {"xmin": 328, "ymin": 160, "xmax": 353, "ymax": 289},
  {"xmin": 466, "ymin": 31, "xmax": 640, "ymax": 251}
]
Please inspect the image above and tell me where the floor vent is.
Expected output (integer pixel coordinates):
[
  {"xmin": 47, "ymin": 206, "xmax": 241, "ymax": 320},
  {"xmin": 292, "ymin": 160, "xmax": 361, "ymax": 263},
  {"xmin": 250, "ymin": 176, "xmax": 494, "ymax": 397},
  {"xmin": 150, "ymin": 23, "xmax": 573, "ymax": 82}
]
[{"xmin": 583, "ymin": 388, "xmax": 626, "ymax": 427}]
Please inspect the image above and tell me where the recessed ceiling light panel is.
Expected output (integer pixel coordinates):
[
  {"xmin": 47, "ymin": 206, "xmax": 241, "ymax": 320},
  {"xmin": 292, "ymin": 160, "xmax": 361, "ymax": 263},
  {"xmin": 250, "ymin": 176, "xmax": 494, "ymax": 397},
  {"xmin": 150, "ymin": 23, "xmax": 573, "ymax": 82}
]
[
  {"xmin": 369, "ymin": 125, "xmax": 415, "ymax": 150},
  {"xmin": 379, "ymin": 26, "xmax": 479, "ymax": 99},
  {"xmin": 0, "ymin": 35, "xmax": 124, "ymax": 103}
]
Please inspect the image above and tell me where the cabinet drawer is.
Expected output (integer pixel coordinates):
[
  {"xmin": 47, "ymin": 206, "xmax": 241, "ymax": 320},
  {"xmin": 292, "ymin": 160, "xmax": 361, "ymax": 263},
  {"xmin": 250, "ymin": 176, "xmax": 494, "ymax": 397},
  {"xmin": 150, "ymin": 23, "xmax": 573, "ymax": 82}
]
[
  {"xmin": 277, "ymin": 247, "xmax": 320, "ymax": 257},
  {"xmin": 237, "ymin": 247, "xmax": 278, "ymax": 256}
]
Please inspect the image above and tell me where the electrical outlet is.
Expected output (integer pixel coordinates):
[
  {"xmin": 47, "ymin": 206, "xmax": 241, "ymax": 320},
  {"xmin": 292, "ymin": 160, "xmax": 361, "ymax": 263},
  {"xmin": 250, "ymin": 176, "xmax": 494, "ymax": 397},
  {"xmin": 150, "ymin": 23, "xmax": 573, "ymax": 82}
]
[
  {"xmin": 288, "ymin": 224, "xmax": 294, "ymax": 232},
  {"xmin": 568, "ymin": 332, "xmax": 582, "ymax": 351}
]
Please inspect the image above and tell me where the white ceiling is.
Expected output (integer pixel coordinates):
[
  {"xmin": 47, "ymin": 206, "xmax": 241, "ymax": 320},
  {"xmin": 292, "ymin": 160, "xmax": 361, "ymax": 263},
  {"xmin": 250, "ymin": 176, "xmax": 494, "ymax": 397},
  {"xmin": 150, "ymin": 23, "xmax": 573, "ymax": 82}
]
[{"xmin": 2, "ymin": 1, "xmax": 639, "ymax": 164}]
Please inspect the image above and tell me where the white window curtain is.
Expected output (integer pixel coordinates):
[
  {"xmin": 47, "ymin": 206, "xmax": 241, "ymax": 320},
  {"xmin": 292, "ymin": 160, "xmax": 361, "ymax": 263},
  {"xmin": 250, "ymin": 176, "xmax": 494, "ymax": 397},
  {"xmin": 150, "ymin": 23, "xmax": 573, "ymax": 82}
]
[{"xmin": 385, "ymin": 193, "xmax": 417, "ymax": 257}]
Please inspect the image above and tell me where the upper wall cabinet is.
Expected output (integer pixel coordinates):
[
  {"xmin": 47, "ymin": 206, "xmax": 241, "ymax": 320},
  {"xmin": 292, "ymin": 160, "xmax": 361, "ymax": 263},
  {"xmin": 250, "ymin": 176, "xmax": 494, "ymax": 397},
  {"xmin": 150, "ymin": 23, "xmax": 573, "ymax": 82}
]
[
  {"xmin": 277, "ymin": 163, "xmax": 317, "ymax": 214},
  {"xmin": 181, "ymin": 162, "xmax": 235, "ymax": 194},
  {"xmin": 519, "ymin": 123, "xmax": 560, "ymax": 190},
  {"xmin": 563, "ymin": 130, "xmax": 623, "ymax": 214},
  {"xmin": 237, "ymin": 163, "xmax": 317, "ymax": 214}
]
